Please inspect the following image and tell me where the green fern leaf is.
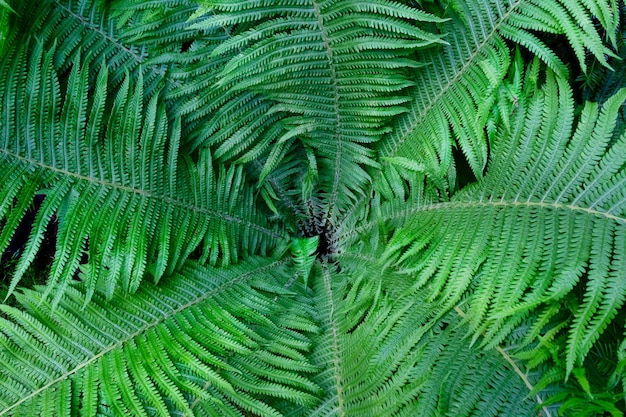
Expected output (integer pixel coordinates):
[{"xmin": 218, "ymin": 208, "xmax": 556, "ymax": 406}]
[
  {"xmin": 291, "ymin": 236, "xmax": 319, "ymax": 287},
  {"xmin": 382, "ymin": 70, "xmax": 626, "ymax": 376},
  {"xmin": 189, "ymin": 0, "xmax": 445, "ymax": 219},
  {"xmin": 304, "ymin": 256, "xmax": 552, "ymax": 416},
  {"xmin": 0, "ymin": 259, "xmax": 319, "ymax": 416},
  {"xmin": 378, "ymin": 0, "xmax": 619, "ymax": 188},
  {"xmin": 0, "ymin": 39, "xmax": 284, "ymax": 304},
  {"xmin": 1, "ymin": 0, "xmax": 624, "ymax": 414}
]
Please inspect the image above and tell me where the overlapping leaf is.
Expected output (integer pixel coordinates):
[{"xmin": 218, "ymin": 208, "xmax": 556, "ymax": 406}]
[
  {"xmin": 383, "ymin": 72, "xmax": 626, "ymax": 375},
  {"xmin": 378, "ymin": 0, "xmax": 619, "ymax": 188},
  {"xmin": 0, "ymin": 0, "xmax": 624, "ymax": 415},
  {"xmin": 0, "ymin": 39, "xmax": 283, "ymax": 304},
  {"xmin": 188, "ymin": 0, "xmax": 445, "ymax": 219},
  {"xmin": 0, "ymin": 258, "xmax": 320, "ymax": 416},
  {"xmin": 305, "ymin": 255, "xmax": 552, "ymax": 416}
]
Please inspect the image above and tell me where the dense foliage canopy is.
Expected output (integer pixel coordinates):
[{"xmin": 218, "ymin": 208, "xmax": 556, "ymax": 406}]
[{"xmin": 1, "ymin": 0, "xmax": 626, "ymax": 415}]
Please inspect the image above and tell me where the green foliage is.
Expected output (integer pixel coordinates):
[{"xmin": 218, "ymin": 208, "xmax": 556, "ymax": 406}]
[
  {"xmin": 0, "ymin": 258, "xmax": 320, "ymax": 416},
  {"xmin": 0, "ymin": 31, "xmax": 283, "ymax": 305},
  {"xmin": 0, "ymin": 0, "xmax": 625, "ymax": 416},
  {"xmin": 290, "ymin": 236, "xmax": 319, "ymax": 286},
  {"xmin": 0, "ymin": 4, "xmax": 11, "ymax": 57},
  {"xmin": 382, "ymin": 69, "xmax": 626, "ymax": 375},
  {"xmin": 306, "ymin": 257, "xmax": 554, "ymax": 416},
  {"xmin": 186, "ymin": 0, "xmax": 446, "ymax": 218}
]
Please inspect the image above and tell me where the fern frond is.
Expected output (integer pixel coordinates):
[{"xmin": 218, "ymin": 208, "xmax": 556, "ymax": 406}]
[
  {"xmin": 580, "ymin": 7, "xmax": 626, "ymax": 145},
  {"xmin": 305, "ymin": 257, "xmax": 554, "ymax": 416},
  {"xmin": 6, "ymin": 0, "xmax": 248, "ymax": 161},
  {"xmin": 510, "ymin": 308, "xmax": 626, "ymax": 416},
  {"xmin": 291, "ymin": 236, "xmax": 319, "ymax": 287},
  {"xmin": 0, "ymin": 258, "xmax": 320, "ymax": 416},
  {"xmin": 7, "ymin": 0, "xmax": 202, "ymax": 97},
  {"xmin": 1, "ymin": 0, "xmax": 624, "ymax": 413},
  {"xmin": 337, "ymin": 155, "xmax": 442, "ymax": 249},
  {"xmin": 382, "ymin": 69, "xmax": 626, "ymax": 376},
  {"xmin": 189, "ymin": 0, "xmax": 444, "ymax": 219},
  {"xmin": 0, "ymin": 40, "xmax": 284, "ymax": 304},
  {"xmin": 377, "ymin": 0, "xmax": 618, "ymax": 187},
  {"xmin": 251, "ymin": 150, "xmax": 312, "ymax": 220}
]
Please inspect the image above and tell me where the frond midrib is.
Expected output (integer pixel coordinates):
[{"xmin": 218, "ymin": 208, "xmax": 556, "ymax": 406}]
[
  {"xmin": 1, "ymin": 148, "xmax": 286, "ymax": 240},
  {"xmin": 342, "ymin": 199, "xmax": 626, "ymax": 242},
  {"xmin": 0, "ymin": 259, "xmax": 287, "ymax": 416},
  {"xmin": 310, "ymin": 0, "xmax": 343, "ymax": 220},
  {"xmin": 321, "ymin": 263, "xmax": 346, "ymax": 416}
]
